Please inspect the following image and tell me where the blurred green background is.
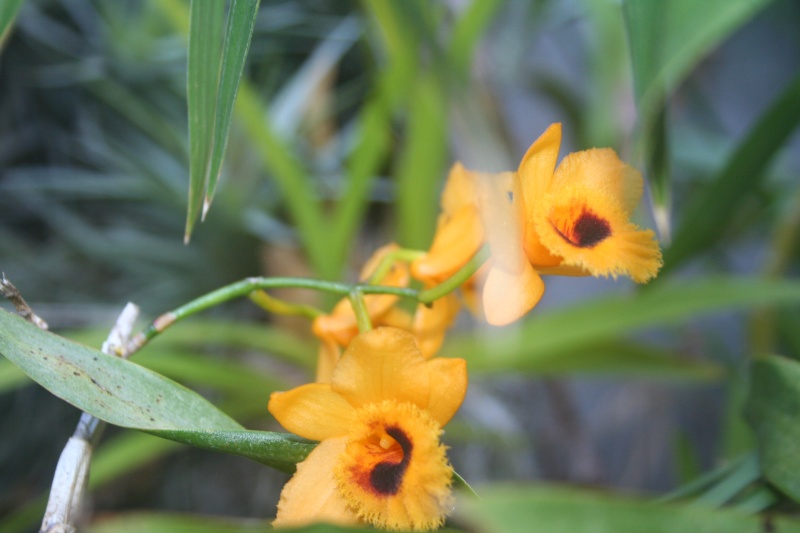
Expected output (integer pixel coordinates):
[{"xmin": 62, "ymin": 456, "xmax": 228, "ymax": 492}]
[{"xmin": 1, "ymin": 0, "xmax": 800, "ymax": 531}]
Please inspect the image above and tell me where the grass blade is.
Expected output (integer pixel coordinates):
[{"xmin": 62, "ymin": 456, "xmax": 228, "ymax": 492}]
[
  {"xmin": 0, "ymin": 0, "xmax": 24, "ymax": 50},
  {"xmin": 663, "ymin": 74, "xmax": 800, "ymax": 273},
  {"xmin": 185, "ymin": 0, "xmax": 225, "ymax": 241},
  {"xmin": 203, "ymin": 0, "xmax": 261, "ymax": 214}
]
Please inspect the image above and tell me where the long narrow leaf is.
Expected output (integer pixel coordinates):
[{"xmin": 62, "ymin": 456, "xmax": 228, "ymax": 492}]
[
  {"xmin": 746, "ymin": 355, "xmax": 800, "ymax": 502},
  {"xmin": 203, "ymin": 0, "xmax": 261, "ymax": 214},
  {"xmin": 446, "ymin": 277, "xmax": 800, "ymax": 371},
  {"xmin": 185, "ymin": 0, "xmax": 225, "ymax": 241},
  {"xmin": 0, "ymin": 309, "xmax": 241, "ymax": 431},
  {"xmin": 0, "ymin": 0, "xmax": 25, "ymax": 50},
  {"xmin": 458, "ymin": 485, "xmax": 800, "ymax": 532},
  {"xmin": 663, "ymin": 74, "xmax": 800, "ymax": 274},
  {"xmin": 395, "ymin": 76, "xmax": 447, "ymax": 249},
  {"xmin": 148, "ymin": 429, "xmax": 316, "ymax": 473},
  {"xmin": 623, "ymin": 0, "xmax": 771, "ymax": 222},
  {"xmin": 624, "ymin": 0, "xmax": 771, "ymax": 135}
]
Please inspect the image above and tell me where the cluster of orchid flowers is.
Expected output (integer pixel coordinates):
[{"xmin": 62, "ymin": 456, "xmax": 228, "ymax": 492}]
[{"xmin": 267, "ymin": 123, "xmax": 662, "ymax": 530}]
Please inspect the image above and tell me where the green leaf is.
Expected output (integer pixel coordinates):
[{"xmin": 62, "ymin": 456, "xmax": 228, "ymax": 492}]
[
  {"xmin": 148, "ymin": 429, "xmax": 316, "ymax": 473},
  {"xmin": 446, "ymin": 277, "xmax": 800, "ymax": 373},
  {"xmin": 186, "ymin": 0, "xmax": 225, "ymax": 241},
  {"xmin": 87, "ymin": 513, "xmax": 369, "ymax": 533},
  {"xmin": 65, "ymin": 319, "xmax": 316, "ymax": 370},
  {"xmin": 0, "ymin": 0, "xmax": 25, "ymax": 50},
  {"xmin": 458, "ymin": 485, "xmax": 800, "ymax": 533},
  {"xmin": 203, "ymin": 0, "xmax": 261, "ymax": 211},
  {"xmin": 623, "ymin": 0, "xmax": 771, "ymax": 220},
  {"xmin": 663, "ymin": 74, "xmax": 800, "ymax": 274},
  {"xmin": 447, "ymin": 0, "xmax": 504, "ymax": 77},
  {"xmin": 0, "ymin": 356, "xmax": 29, "ymax": 392},
  {"xmin": 746, "ymin": 354, "xmax": 800, "ymax": 502},
  {"xmin": 395, "ymin": 75, "xmax": 447, "ymax": 249},
  {"xmin": 624, "ymin": 0, "xmax": 771, "ymax": 135},
  {"xmin": 0, "ymin": 309, "xmax": 241, "ymax": 431}
]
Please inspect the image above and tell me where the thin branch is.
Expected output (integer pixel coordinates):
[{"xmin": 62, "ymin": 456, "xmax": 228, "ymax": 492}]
[{"xmin": 1, "ymin": 273, "xmax": 49, "ymax": 330}]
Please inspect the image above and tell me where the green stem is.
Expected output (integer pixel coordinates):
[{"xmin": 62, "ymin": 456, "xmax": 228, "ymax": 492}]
[
  {"xmin": 418, "ymin": 245, "xmax": 490, "ymax": 304},
  {"xmin": 124, "ymin": 276, "xmax": 418, "ymax": 354},
  {"xmin": 349, "ymin": 289, "xmax": 373, "ymax": 333},
  {"xmin": 124, "ymin": 245, "xmax": 488, "ymax": 356},
  {"xmin": 366, "ymin": 247, "xmax": 427, "ymax": 284},
  {"xmin": 249, "ymin": 290, "xmax": 324, "ymax": 319}
]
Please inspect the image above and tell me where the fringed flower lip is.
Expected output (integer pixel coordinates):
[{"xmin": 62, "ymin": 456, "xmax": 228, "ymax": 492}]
[
  {"xmin": 269, "ymin": 327, "xmax": 468, "ymax": 531},
  {"xmin": 519, "ymin": 123, "xmax": 663, "ymax": 283}
]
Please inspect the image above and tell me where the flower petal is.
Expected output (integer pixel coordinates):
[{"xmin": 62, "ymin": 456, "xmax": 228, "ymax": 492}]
[
  {"xmin": 476, "ymin": 171, "xmax": 525, "ymax": 272},
  {"xmin": 423, "ymin": 357, "xmax": 467, "ymax": 426},
  {"xmin": 273, "ymin": 437, "xmax": 358, "ymax": 529},
  {"xmin": 269, "ymin": 383, "xmax": 357, "ymax": 441},
  {"xmin": 412, "ymin": 293, "xmax": 460, "ymax": 358},
  {"xmin": 481, "ymin": 260, "xmax": 545, "ymax": 326},
  {"xmin": 336, "ymin": 401, "xmax": 453, "ymax": 531},
  {"xmin": 534, "ymin": 181, "xmax": 662, "ymax": 282},
  {"xmin": 315, "ymin": 337, "xmax": 342, "ymax": 384},
  {"xmin": 411, "ymin": 205, "xmax": 484, "ymax": 284},
  {"xmin": 440, "ymin": 162, "xmax": 479, "ymax": 216},
  {"xmin": 518, "ymin": 122, "xmax": 562, "ymax": 209},
  {"xmin": 331, "ymin": 327, "xmax": 431, "ymax": 410},
  {"xmin": 551, "ymin": 148, "xmax": 644, "ymax": 215}
]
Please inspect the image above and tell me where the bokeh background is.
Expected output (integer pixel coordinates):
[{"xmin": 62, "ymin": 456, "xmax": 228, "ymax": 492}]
[{"xmin": 2, "ymin": 0, "xmax": 800, "ymax": 531}]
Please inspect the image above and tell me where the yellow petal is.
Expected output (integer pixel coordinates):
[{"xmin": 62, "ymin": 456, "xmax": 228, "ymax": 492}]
[
  {"xmin": 411, "ymin": 205, "xmax": 484, "ymax": 284},
  {"xmin": 331, "ymin": 327, "xmax": 431, "ymax": 410},
  {"xmin": 476, "ymin": 171, "xmax": 526, "ymax": 272},
  {"xmin": 268, "ymin": 383, "xmax": 357, "ymax": 441},
  {"xmin": 440, "ymin": 162, "xmax": 479, "ymax": 216},
  {"xmin": 423, "ymin": 357, "xmax": 468, "ymax": 426},
  {"xmin": 315, "ymin": 337, "xmax": 342, "ymax": 384},
  {"xmin": 481, "ymin": 261, "xmax": 545, "ymax": 326},
  {"xmin": 534, "ymin": 182, "xmax": 662, "ymax": 282},
  {"xmin": 274, "ymin": 437, "xmax": 358, "ymax": 529},
  {"xmin": 412, "ymin": 293, "xmax": 460, "ymax": 358},
  {"xmin": 550, "ymin": 148, "xmax": 644, "ymax": 215},
  {"xmin": 517, "ymin": 122, "xmax": 562, "ymax": 210}
]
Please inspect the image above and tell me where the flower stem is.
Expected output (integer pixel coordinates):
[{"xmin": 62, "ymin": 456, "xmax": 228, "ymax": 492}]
[
  {"xmin": 349, "ymin": 289, "xmax": 373, "ymax": 333},
  {"xmin": 125, "ymin": 276, "xmax": 418, "ymax": 354},
  {"xmin": 249, "ymin": 290, "xmax": 324, "ymax": 319},
  {"xmin": 366, "ymin": 248, "xmax": 426, "ymax": 284},
  {"xmin": 418, "ymin": 245, "xmax": 489, "ymax": 304}
]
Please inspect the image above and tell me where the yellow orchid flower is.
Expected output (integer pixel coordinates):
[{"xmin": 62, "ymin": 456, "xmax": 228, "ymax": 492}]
[
  {"xmin": 412, "ymin": 123, "xmax": 662, "ymax": 326},
  {"xmin": 518, "ymin": 123, "xmax": 662, "ymax": 283},
  {"xmin": 314, "ymin": 244, "xmax": 460, "ymax": 382},
  {"xmin": 269, "ymin": 327, "xmax": 468, "ymax": 531},
  {"xmin": 411, "ymin": 163, "xmax": 544, "ymax": 326}
]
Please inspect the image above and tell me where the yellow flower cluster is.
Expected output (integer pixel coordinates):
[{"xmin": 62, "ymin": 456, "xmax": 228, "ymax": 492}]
[{"xmin": 268, "ymin": 123, "xmax": 662, "ymax": 530}]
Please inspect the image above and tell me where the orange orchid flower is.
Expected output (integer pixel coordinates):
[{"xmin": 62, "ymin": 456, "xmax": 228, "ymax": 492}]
[
  {"xmin": 413, "ymin": 123, "xmax": 662, "ymax": 326},
  {"xmin": 314, "ymin": 244, "xmax": 460, "ymax": 382},
  {"xmin": 518, "ymin": 123, "xmax": 662, "ymax": 283},
  {"xmin": 269, "ymin": 327, "xmax": 467, "ymax": 531}
]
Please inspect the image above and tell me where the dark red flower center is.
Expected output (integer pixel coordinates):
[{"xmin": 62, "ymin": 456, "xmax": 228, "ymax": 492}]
[
  {"xmin": 369, "ymin": 426, "xmax": 413, "ymax": 496},
  {"xmin": 556, "ymin": 210, "xmax": 611, "ymax": 248}
]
